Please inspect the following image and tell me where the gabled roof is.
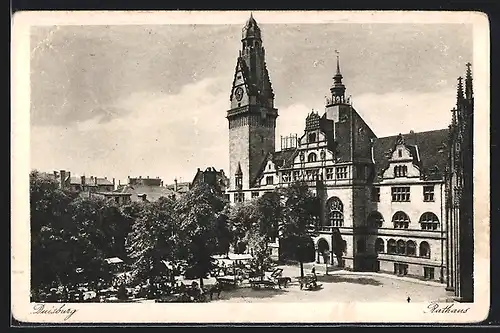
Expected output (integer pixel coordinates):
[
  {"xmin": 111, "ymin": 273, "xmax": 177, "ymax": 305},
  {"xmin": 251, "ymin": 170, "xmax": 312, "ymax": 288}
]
[
  {"xmin": 252, "ymin": 148, "xmax": 298, "ymax": 187},
  {"xmin": 372, "ymin": 129, "xmax": 449, "ymax": 181},
  {"xmin": 117, "ymin": 184, "xmax": 177, "ymax": 202}
]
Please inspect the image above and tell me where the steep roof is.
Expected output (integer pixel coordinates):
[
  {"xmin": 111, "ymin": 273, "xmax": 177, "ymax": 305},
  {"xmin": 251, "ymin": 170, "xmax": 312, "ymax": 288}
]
[
  {"xmin": 117, "ymin": 184, "xmax": 177, "ymax": 202},
  {"xmin": 252, "ymin": 148, "xmax": 298, "ymax": 187},
  {"xmin": 372, "ymin": 129, "xmax": 449, "ymax": 181}
]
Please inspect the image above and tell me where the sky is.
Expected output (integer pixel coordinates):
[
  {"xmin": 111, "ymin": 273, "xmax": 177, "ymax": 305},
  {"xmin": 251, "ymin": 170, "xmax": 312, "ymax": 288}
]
[{"xmin": 29, "ymin": 18, "xmax": 472, "ymax": 185}]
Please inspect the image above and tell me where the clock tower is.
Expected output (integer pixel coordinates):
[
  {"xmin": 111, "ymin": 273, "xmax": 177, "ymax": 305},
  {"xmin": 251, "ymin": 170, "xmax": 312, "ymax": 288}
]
[{"xmin": 227, "ymin": 14, "xmax": 278, "ymax": 193}]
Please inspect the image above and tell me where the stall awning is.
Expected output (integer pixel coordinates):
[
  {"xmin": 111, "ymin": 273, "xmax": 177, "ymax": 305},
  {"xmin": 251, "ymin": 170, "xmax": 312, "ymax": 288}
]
[
  {"xmin": 227, "ymin": 253, "xmax": 253, "ymax": 261},
  {"xmin": 105, "ymin": 257, "xmax": 124, "ymax": 265}
]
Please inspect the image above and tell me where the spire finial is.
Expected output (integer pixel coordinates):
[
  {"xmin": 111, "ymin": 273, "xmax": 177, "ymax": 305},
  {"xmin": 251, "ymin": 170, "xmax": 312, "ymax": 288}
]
[
  {"xmin": 335, "ymin": 50, "xmax": 341, "ymax": 75},
  {"xmin": 457, "ymin": 76, "xmax": 464, "ymax": 102},
  {"xmin": 465, "ymin": 62, "xmax": 473, "ymax": 100}
]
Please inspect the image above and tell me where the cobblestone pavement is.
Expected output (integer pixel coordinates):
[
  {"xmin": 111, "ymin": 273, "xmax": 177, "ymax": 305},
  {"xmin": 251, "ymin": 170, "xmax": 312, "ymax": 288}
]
[{"xmin": 207, "ymin": 265, "xmax": 450, "ymax": 303}]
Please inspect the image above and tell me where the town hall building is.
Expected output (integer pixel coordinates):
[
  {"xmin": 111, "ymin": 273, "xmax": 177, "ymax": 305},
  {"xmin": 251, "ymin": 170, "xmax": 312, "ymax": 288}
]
[{"xmin": 225, "ymin": 15, "xmax": 474, "ymax": 300}]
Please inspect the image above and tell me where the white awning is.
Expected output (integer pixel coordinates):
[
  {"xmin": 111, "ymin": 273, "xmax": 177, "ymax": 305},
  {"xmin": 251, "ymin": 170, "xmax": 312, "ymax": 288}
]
[
  {"xmin": 227, "ymin": 253, "xmax": 253, "ymax": 261},
  {"xmin": 105, "ymin": 257, "xmax": 124, "ymax": 264}
]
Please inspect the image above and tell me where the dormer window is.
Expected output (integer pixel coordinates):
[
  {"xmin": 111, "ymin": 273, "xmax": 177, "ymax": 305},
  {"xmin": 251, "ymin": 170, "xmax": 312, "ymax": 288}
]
[
  {"xmin": 394, "ymin": 165, "xmax": 407, "ymax": 177},
  {"xmin": 308, "ymin": 152, "xmax": 317, "ymax": 163}
]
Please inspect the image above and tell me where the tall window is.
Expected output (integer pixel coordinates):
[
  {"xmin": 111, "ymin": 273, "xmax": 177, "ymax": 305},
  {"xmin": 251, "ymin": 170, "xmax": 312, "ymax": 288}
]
[
  {"xmin": 391, "ymin": 186, "xmax": 410, "ymax": 202},
  {"xmin": 235, "ymin": 175, "xmax": 242, "ymax": 190},
  {"xmin": 282, "ymin": 171, "xmax": 291, "ymax": 183},
  {"xmin": 326, "ymin": 168, "xmax": 334, "ymax": 180},
  {"xmin": 266, "ymin": 176, "xmax": 273, "ymax": 185},
  {"xmin": 308, "ymin": 152, "xmax": 317, "ymax": 163},
  {"xmin": 419, "ymin": 212, "xmax": 439, "ymax": 230},
  {"xmin": 423, "ymin": 185, "xmax": 435, "ymax": 202},
  {"xmin": 387, "ymin": 239, "xmax": 397, "ymax": 254},
  {"xmin": 371, "ymin": 187, "xmax": 380, "ymax": 202},
  {"xmin": 367, "ymin": 211, "xmax": 384, "ymax": 228},
  {"xmin": 327, "ymin": 197, "xmax": 344, "ymax": 227},
  {"xmin": 293, "ymin": 170, "xmax": 300, "ymax": 181},
  {"xmin": 394, "ymin": 165, "xmax": 408, "ymax": 177},
  {"xmin": 406, "ymin": 240, "xmax": 416, "ymax": 256},
  {"xmin": 375, "ymin": 238, "xmax": 385, "ymax": 253},
  {"xmin": 336, "ymin": 166, "xmax": 348, "ymax": 179},
  {"xmin": 392, "ymin": 211, "xmax": 410, "ymax": 229},
  {"xmin": 234, "ymin": 192, "xmax": 244, "ymax": 203},
  {"xmin": 419, "ymin": 241, "xmax": 431, "ymax": 258},
  {"xmin": 308, "ymin": 132, "xmax": 316, "ymax": 143}
]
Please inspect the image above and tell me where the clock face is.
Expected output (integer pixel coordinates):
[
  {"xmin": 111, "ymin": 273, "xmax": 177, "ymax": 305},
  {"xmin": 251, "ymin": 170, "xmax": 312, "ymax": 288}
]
[{"xmin": 235, "ymin": 87, "xmax": 244, "ymax": 101}]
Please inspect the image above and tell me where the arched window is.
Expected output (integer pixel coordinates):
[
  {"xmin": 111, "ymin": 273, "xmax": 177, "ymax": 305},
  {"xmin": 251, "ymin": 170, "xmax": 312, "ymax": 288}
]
[
  {"xmin": 367, "ymin": 211, "xmax": 384, "ymax": 228},
  {"xmin": 326, "ymin": 197, "xmax": 344, "ymax": 227},
  {"xmin": 308, "ymin": 152, "xmax": 317, "ymax": 163},
  {"xmin": 308, "ymin": 132, "xmax": 316, "ymax": 143},
  {"xmin": 419, "ymin": 241, "xmax": 431, "ymax": 258},
  {"xmin": 419, "ymin": 212, "xmax": 439, "ymax": 230},
  {"xmin": 397, "ymin": 240, "xmax": 406, "ymax": 255},
  {"xmin": 392, "ymin": 211, "xmax": 410, "ymax": 229},
  {"xmin": 387, "ymin": 239, "xmax": 397, "ymax": 254},
  {"xmin": 375, "ymin": 238, "xmax": 385, "ymax": 253},
  {"xmin": 406, "ymin": 240, "xmax": 416, "ymax": 256}
]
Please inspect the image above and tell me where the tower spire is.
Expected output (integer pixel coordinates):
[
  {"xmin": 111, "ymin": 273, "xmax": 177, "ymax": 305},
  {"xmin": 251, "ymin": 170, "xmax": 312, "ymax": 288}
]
[
  {"xmin": 456, "ymin": 76, "xmax": 464, "ymax": 106},
  {"xmin": 465, "ymin": 62, "xmax": 473, "ymax": 100},
  {"xmin": 336, "ymin": 53, "xmax": 341, "ymax": 75},
  {"xmin": 329, "ymin": 50, "xmax": 346, "ymax": 104}
]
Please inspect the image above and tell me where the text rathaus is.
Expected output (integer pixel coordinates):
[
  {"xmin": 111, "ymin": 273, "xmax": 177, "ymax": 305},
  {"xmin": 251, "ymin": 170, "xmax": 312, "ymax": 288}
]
[{"xmin": 225, "ymin": 15, "xmax": 473, "ymax": 301}]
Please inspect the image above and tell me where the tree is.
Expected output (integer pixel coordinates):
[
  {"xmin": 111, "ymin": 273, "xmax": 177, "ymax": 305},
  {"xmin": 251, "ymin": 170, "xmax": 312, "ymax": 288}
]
[
  {"xmin": 227, "ymin": 201, "xmax": 256, "ymax": 254},
  {"xmin": 175, "ymin": 182, "xmax": 227, "ymax": 287},
  {"xmin": 278, "ymin": 181, "xmax": 319, "ymax": 278},
  {"xmin": 332, "ymin": 228, "xmax": 347, "ymax": 267},
  {"xmin": 126, "ymin": 197, "xmax": 178, "ymax": 283},
  {"xmin": 213, "ymin": 205, "xmax": 232, "ymax": 256},
  {"xmin": 245, "ymin": 192, "xmax": 282, "ymax": 278},
  {"xmin": 30, "ymin": 170, "xmax": 80, "ymax": 292}
]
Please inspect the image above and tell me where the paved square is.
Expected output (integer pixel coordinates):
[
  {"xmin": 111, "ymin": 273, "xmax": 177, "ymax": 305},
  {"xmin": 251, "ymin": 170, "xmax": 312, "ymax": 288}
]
[{"xmin": 208, "ymin": 265, "xmax": 449, "ymax": 303}]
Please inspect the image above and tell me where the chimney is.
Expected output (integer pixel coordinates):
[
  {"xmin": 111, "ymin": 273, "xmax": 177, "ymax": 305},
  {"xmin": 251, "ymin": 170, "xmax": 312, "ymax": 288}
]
[
  {"xmin": 94, "ymin": 177, "xmax": 97, "ymax": 186},
  {"xmin": 174, "ymin": 178, "xmax": 178, "ymax": 192},
  {"xmin": 104, "ymin": 176, "xmax": 107, "ymax": 180},
  {"xmin": 160, "ymin": 180, "xmax": 163, "ymax": 186},
  {"xmin": 113, "ymin": 178, "xmax": 116, "ymax": 189},
  {"xmin": 53, "ymin": 171, "xmax": 58, "ymax": 178},
  {"xmin": 67, "ymin": 171, "xmax": 71, "ymax": 186},
  {"xmin": 59, "ymin": 170, "xmax": 66, "ymax": 188},
  {"xmin": 81, "ymin": 175, "xmax": 86, "ymax": 186}
]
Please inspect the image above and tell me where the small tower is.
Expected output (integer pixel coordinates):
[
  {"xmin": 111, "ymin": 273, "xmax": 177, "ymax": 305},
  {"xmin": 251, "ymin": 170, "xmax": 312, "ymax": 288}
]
[{"xmin": 329, "ymin": 53, "xmax": 347, "ymax": 105}]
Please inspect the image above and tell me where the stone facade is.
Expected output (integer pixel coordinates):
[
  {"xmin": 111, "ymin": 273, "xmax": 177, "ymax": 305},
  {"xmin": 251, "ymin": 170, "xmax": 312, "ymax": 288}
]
[{"xmin": 225, "ymin": 16, "xmax": 473, "ymax": 287}]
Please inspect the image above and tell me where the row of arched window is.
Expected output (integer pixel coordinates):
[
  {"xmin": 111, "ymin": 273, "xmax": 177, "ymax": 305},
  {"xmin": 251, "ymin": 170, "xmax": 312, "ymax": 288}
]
[
  {"xmin": 325, "ymin": 196, "xmax": 440, "ymax": 230},
  {"xmin": 375, "ymin": 238, "xmax": 431, "ymax": 258},
  {"xmin": 367, "ymin": 211, "xmax": 440, "ymax": 230}
]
